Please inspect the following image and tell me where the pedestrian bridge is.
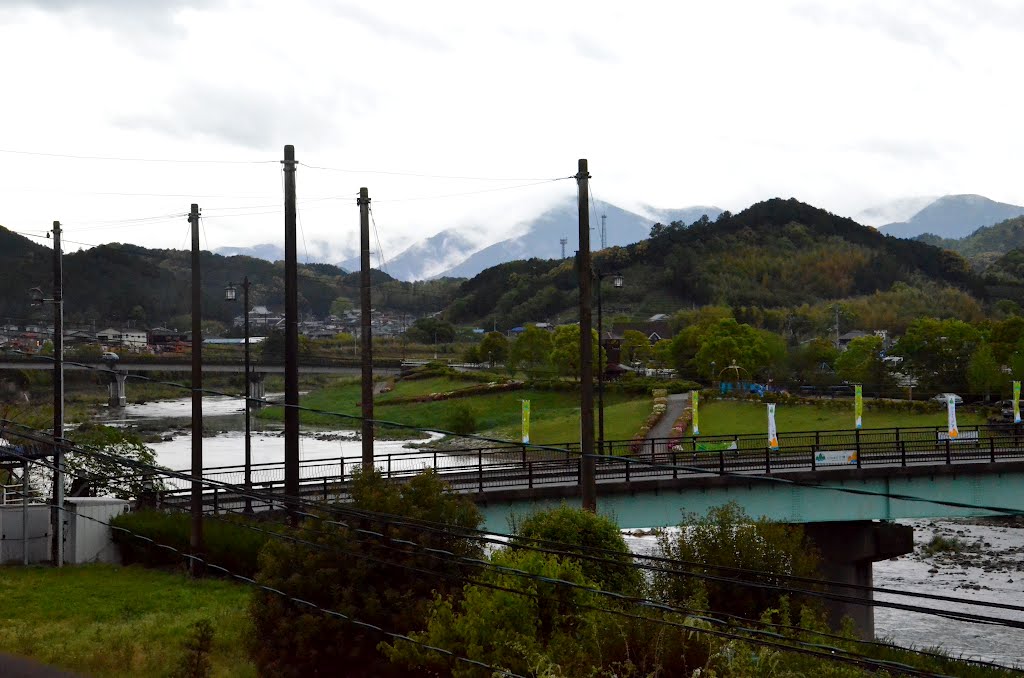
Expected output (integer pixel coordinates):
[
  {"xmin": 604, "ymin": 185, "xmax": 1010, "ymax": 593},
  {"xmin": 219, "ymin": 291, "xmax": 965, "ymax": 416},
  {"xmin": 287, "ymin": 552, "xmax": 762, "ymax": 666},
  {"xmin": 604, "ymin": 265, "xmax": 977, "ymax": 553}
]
[{"xmin": 162, "ymin": 423, "xmax": 1024, "ymax": 529}]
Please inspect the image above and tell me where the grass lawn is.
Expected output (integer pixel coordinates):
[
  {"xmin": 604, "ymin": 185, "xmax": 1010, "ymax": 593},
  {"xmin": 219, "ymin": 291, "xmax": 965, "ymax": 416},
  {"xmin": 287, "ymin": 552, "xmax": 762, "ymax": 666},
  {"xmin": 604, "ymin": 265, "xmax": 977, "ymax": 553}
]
[
  {"xmin": 0, "ymin": 565, "xmax": 254, "ymax": 677},
  {"xmin": 258, "ymin": 376, "xmax": 653, "ymax": 445},
  {"xmin": 689, "ymin": 399, "xmax": 986, "ymax": 436}
]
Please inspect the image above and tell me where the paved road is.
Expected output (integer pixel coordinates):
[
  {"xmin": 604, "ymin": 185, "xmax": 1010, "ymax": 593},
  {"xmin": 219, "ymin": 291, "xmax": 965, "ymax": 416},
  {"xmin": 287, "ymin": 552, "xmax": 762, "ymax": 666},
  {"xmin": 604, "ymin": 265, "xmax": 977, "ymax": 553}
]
[
  {"xmin": 0, "ymin": 654, "xmax": 82, "ymax": 677},
  {"xmin": 646, "ymin": 392, "xmax": 691, "ymax": 440}
]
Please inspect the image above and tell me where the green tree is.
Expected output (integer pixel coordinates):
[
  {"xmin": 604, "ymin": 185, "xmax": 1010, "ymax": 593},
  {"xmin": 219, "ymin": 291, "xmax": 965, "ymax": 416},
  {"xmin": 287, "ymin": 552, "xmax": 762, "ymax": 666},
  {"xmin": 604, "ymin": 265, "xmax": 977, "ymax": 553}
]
[
  {"xmin": 834, "ymin": 335, "xmax": 886, "ymax": 387},
  {"xmin": 64, "ymin": 424, "xmax": 161, "ymax": 499},
  {"xmin": 478, "ymin": 331, "xmax": 509, "ymax": 366},
  {"xmin": 790, "ymin": 338, "xmax": 839, "ymax": 386},
  {"xmin": 406, "ymin": 317, "xmax": 455, "ymax": 344},
  {"xmin": 509, "ymin": 325, "xmax": 553, "ymax": 377},
  {"xmin": 329, "ymin": 296, "xmax": 353, "ymax": 316},
  {"xmin": 549, "ymin": 325, "xmax": 603, "ymax": 381},
  {"xmin": 654, "ymin": 503, "xmax": 820, "ymax": 622},
  {"xmin": 967, "ymin": 343, "xmax": 1003, "ymax": 401},
  {"xmin": 619, "ymin": 329, "xmax": 653, "ymax": 366},
  {"xmin": 683, "ymin": 318, "xmax": 773, "ymax": 380},
  {"xmin": 510, "ymin": 505, "xmax": 641, "ymax": 595},
  {"xmin": 249, "ymin": 468, "xmax": 482, "ymax": 677},
  {"xmin": 893, "ymin": 318, "xmax": 980, "ymax": 393}
]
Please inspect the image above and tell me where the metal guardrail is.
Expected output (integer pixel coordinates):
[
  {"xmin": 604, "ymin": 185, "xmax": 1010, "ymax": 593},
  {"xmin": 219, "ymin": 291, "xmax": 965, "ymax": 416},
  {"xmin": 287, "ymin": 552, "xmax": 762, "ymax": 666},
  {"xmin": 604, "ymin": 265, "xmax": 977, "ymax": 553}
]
[{"xmin": 156, "ymin": 423, "xmax": 1024, "ymax": 514}]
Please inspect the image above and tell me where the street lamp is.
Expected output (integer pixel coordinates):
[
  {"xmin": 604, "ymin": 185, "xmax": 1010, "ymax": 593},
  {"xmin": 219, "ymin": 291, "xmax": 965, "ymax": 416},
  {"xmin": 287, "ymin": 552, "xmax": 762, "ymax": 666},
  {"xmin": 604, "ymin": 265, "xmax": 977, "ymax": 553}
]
[
  {"xmin": 225, "ymin": 278, "xmax": 253, "ymax": 514},
  {"xmin": 595, "ymin": 271, "xmax": 623, "ymax": 454}
]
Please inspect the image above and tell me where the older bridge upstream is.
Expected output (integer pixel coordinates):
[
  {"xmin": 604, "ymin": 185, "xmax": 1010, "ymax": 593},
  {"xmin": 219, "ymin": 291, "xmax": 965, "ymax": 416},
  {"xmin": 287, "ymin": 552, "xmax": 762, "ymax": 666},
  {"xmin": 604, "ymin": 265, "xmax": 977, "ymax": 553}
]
[{"xmin": 155, "ymin": 422, "xmax": 1024, "ymax": 637}]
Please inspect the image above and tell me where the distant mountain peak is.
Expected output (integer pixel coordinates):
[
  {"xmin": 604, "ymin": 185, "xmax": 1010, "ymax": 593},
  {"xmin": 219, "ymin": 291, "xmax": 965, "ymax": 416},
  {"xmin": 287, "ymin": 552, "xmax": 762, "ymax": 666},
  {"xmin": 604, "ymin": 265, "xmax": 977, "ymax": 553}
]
[{"xmin": 875, "ymin": 194, "xmax": 1024, "ymax": 240}]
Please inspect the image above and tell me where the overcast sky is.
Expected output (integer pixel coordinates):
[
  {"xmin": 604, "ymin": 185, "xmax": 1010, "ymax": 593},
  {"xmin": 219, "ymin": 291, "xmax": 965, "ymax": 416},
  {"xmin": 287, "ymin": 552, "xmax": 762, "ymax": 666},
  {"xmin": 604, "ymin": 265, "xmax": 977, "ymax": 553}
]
[{"xmin": 2, "ymin": 0, "xmax": 1022, "ymax": 261}]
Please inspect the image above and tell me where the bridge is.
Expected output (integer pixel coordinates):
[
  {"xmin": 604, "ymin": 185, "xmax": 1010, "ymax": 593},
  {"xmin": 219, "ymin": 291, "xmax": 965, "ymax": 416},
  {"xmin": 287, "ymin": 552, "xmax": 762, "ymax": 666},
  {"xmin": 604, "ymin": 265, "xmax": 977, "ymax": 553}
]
[
  {"xmin": 157, "ymin": 421, "xmax": 1024, "ymax": 637},
  {"xmin": 0, "ymin": 358, "xmax": 402, "ymax": 407}
]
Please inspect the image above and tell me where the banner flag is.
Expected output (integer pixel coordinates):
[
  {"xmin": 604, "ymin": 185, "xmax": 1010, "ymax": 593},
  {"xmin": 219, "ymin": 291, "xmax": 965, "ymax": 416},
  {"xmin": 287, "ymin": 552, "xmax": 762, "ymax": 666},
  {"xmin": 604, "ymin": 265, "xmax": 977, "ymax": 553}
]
[
  {"xmin": 854, "ymin": 384, "xmax": 863, "ymax": 429},
  {"xmin": 1015, "ymin": 381, "xmax": 1021, "ymax": 424},
  {"xmin": 767, "ymin": 403, "xmax": 779, "ymax": 450},
  {"xmin": 947, "ymin": 395, "xmax": 958, "ymax": 439},
  {"xmin": 692, "ymin": 391, "xmax": 700, "ymax": 436},
  {"xmin": 522, "ymin": 400, "xmax": 530, "ymax": 444}
]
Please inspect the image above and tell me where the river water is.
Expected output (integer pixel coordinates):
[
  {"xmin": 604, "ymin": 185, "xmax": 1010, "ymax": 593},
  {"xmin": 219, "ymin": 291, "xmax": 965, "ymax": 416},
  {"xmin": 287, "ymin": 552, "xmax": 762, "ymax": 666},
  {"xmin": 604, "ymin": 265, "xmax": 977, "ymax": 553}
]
[{"xmin": 105, "ymin": 396, "xmax": 1024, "ymax": 668}]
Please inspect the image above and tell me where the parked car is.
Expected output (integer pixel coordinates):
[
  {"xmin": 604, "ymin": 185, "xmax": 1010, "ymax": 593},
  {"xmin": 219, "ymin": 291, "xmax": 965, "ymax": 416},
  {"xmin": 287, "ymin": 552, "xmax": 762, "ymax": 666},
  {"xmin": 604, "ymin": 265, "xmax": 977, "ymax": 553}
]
[
  {"xmin": 932, "ymin": 392, "xmax": 963, "ymax": 404},
  {"xmin": 101, "ymin": 351, "xmax": 119, "ymax": 361}
]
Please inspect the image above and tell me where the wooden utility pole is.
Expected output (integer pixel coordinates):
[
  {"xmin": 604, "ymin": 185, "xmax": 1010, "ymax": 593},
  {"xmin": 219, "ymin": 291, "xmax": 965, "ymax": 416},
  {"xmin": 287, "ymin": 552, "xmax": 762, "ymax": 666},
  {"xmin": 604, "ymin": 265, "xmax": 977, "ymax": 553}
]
[
  {"xmin": 283, "ymin": 145, "xmax": 299, "ymax": 522},
  {"xmin": 577, "ymin": 159, "xmax": 596, "ymax": 512},
  {"xmin": 51, "ymin": 221, "xmax": 64, "ymax": 567},
  {"xmin": 358, "ymin": 188, "xmax": 374, "ymax": 469},
  {"xmin": 189, "ymin": 203, "xmax": 203, "ymax": 576}
]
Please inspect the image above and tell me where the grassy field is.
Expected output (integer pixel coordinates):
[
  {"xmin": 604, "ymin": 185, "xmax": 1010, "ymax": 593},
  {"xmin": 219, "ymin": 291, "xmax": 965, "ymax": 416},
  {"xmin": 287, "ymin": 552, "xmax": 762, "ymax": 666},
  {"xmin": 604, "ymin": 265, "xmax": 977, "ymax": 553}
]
[
  {"xmin": 0, "ymin": 565, "xmax": 254, "ymax": 677},
  {"xmin": 689, "ymin": 399, "xmax": 986, "ymax": 436},
  {"xmin": 258, "ymin": 376, "xmax": 654, "ymax": 445}
]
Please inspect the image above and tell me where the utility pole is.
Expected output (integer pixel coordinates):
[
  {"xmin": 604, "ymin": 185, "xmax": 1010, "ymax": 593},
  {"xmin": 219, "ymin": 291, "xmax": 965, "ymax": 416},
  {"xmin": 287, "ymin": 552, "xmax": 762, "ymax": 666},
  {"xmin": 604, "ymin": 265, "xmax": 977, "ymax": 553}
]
[
  {"xmin": 358, "ymin": 187, "xmax": 374, "ymax": 469},
  {"xmin": 283, "ymin": 145, "xmax": 299, "ymax": 523},
  {"xmin": 834, "ymin": 305, "xmax": 841, "ymax": 350},
  {"xmin": 576, "ymin": 159, "xmax": 596, "ymax": 512},
  {"xmin": 600, "ymin": 213, "xmax": 607, "ymax": 250},
  {"xmin": 51, "ymin": 221, "xmax": 64, "ymax": 567},
  {"xmin": 242, "ymin": 277, "xmax": 252, "ymax": 514},
  {"xmin": 188, "ymin": 203, "xmax": 203, "ymax": 576}
]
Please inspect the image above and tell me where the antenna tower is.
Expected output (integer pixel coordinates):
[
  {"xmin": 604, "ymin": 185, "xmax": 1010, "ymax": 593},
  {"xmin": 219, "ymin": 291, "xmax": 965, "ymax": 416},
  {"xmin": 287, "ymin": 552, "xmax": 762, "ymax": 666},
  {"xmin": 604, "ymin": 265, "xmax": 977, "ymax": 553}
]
[{"xmin": 559, "ymin": 237, "xmax": 567, "ymax": 259}]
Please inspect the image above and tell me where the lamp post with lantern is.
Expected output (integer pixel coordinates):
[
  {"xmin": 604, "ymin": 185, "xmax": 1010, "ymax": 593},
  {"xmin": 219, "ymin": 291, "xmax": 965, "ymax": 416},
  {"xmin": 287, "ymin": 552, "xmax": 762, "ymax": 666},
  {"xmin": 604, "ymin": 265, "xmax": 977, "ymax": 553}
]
[
  {"xmin": 595, "ymin": 271, "xmax": 623, "ymax": 455},
  {"xmin": 224, "ymin": 278, "xmax": 253, "ymax": 514}
]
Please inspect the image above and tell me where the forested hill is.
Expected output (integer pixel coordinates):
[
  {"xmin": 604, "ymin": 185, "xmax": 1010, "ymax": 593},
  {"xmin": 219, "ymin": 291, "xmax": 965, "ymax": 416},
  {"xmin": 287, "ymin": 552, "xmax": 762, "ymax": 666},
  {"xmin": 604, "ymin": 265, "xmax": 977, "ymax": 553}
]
[
  {"xmin": 0, "ymin": 227, "xmax": 460, "ymax": 328},
  {"xmin": 446, "ymin": 198, "xmax": 985, "ymax": 327},
  {"xmin": 916, "ymin": 215, "xmax": 1024, "ymax": 270}
]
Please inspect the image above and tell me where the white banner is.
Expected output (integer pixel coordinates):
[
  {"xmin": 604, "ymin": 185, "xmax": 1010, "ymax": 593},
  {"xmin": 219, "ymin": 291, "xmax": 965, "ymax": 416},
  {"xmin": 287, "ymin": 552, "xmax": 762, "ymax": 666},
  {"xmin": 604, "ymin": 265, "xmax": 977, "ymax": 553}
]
[
  {"xmin": 767, "ymin": 403, "xmax": 779, "ymax": 450},
  {"xmin": 947, "ymin": 395, "xmax": 959, "ymax": 439},
  {"xmin": 814, "ymin": 450, "xmax": 857, "ymax": 466},
  {"xmin": 938, "ymin": 430, "xmax": 978, "ymax": 442}
]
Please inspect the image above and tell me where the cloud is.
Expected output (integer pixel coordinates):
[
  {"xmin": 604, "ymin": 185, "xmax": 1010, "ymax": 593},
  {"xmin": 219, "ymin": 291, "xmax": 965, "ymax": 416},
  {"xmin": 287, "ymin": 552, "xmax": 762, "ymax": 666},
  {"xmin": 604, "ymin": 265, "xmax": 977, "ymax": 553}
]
[
  {"xmin": 0, "ymin": 0, "xmax": 219, "ymax": 38},
  {"xmin": 794, "ymin": 2, "xmax": 952, "ymax": 59},
  {"xmin": 114, "ymin": 82, "xmax": 370, "ymax": 150},
  {"xmin": 329, "ymin": 3, "xmax": 447, "ymax": 52}
]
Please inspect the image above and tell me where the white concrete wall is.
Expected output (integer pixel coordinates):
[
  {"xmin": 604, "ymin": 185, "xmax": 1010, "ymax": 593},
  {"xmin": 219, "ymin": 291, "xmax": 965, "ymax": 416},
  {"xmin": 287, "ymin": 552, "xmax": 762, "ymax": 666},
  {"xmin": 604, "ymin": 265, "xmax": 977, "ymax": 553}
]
[{"xmin": 0, "ymin": 504, "xmax": 50, "ymax": 564}]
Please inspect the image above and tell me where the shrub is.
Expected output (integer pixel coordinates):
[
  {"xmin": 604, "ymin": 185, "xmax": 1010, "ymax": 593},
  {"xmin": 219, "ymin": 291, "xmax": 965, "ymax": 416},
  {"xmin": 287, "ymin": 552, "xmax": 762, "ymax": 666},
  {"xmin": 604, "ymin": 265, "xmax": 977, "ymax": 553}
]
[
  {"xmin": 444, "ymin": 403, "xmax": 478, "ymax": 435},
  {"xmin": 112, "ymin": 509, "xmax": 274, "ymax": 578},
  {"xmin": 248, "ymin": 468, "xmax": 483, "ymax": 678},
  {"xmin": 510, "ymin": 504, "xmax": 642, "ymax": 595},
  {"xmin": 922, "ymin": 534, "xmax": 964, "ymax": 556},
  {"xmin": 170, "ymin": 619, "xmax": 214, "ymax": 678}
]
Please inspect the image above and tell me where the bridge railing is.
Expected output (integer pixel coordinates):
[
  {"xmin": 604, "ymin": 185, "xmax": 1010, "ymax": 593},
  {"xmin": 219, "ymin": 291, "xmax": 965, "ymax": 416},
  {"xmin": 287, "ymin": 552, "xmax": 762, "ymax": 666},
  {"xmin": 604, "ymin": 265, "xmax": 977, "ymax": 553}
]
[{"xmin": 156, "ymin": 423, "xmax": 1024, "ymax": 510}]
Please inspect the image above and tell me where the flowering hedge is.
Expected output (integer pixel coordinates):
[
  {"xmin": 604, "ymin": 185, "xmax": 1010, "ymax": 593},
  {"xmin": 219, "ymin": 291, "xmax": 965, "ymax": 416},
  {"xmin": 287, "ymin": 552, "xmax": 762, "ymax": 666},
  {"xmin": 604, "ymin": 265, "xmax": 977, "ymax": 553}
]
[
  {"xmin": 629, "ymin": 390, "xmax": 670, "ymax": 453},
  {"xmin": 383, "ymin": 380, "xmax": 524, "ymax": 405}
]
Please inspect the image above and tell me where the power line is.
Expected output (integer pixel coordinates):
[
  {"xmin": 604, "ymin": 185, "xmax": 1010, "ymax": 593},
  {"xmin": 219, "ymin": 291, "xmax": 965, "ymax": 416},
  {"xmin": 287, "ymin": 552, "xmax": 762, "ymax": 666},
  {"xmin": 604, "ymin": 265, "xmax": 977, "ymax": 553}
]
[
  {"xmin": 0, "ymin": 148, "xmax": 278, "ymax": 165},
  {"xmin": 298, "ymin": 161, "xmax": 561, "ymax": 182},
  {"xmin": 372, "ymin": 177, "xmax": 573, "ymax": 204}
]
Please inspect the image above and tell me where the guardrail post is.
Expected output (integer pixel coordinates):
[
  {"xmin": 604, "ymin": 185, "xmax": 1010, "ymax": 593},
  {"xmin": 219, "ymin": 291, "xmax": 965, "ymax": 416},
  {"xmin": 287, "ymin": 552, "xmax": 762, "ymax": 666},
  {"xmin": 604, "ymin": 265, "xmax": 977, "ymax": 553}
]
[
  {"xmin": 814, "ymin": 430, "xmax": 820, "ymax": 453},
  {"xmin": 900, "ymin": 440, "xmax": 907, "ymax": 467},
  {"xmin": 765, "ymin": 447, "xmax": 771, "ymax": 474},
  {"xmin": 718, "ymin": 448, "xmax": 725, "ymax": 475},
  {"xmin": 521, "ymin": 445, "xmax": 527, "ymax": 467},
  {"xmin": 671, "ymin": 450, "xmax": 678, "ymax": 479},
  {"xmin": 478, "ymin": 448, "xmax": 483, "ymax": 493},
  {"xmin": 340, "ymin": 457, "xmax": 344, "ymax": 482},
  {"xmin": 323, "ymin": 477, "xmax": 328, "ymax": 501},
  {"xmin": 528, "ymin": 461, "xmax": 534, "ymax": 489},
  {"xmin": 213, "ymin": 487, "xmax": 219, "ymax": 515},
  {"xmin": 650, "ymin": 438, "xmax": 655, "ymax": 462},
  {"xmin": 387, "ymin": 454, "xmax": 392, "ymax": 479},
  {"xmin": 811, "ymin": 447, "xmax": 816, "ymax": 471},
  {"xmin": 855, "ymin": 429, "xmax": 862, "ymax": 468},
  {"xmin": 625, "ymin": 457, "xmax": 630, "ymax": 483},
  {"xmin": 945, "ymin": 439, "xmax": 952, "ymax": 465},
  {"xmin": 433, "ymin": 450, "xmax": 438, "ymax": 470}
]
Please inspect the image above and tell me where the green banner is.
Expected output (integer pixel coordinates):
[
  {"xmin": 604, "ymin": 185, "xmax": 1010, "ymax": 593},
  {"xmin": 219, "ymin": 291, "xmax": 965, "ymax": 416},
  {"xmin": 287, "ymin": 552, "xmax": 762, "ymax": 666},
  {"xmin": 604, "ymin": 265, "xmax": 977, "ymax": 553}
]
[
  {"xmin": 522, "ymin": 400, "xmax": 530, "ymax": 444},
  {"xmin": 855, "ymin": 384, "xmax": 863, "ymax": 429},
  {"xmin": 692, "ymin": 391, "xmax": 700, "ymax": 436}
]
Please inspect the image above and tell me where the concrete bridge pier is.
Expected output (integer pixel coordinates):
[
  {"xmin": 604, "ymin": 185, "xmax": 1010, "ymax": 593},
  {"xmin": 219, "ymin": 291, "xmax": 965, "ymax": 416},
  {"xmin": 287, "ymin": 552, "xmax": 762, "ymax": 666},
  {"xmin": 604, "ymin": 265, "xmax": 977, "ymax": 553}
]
[
  {"xmin": 107, "ymin": 370, "xmax": 126, "ymax": 408},
  {"xmin": 802, "ymin": 520, "xmax": 913, "ymax": 639},
  {"xmin": 249, "ymin": 372, "xmax": 266, "ymax": 408}
]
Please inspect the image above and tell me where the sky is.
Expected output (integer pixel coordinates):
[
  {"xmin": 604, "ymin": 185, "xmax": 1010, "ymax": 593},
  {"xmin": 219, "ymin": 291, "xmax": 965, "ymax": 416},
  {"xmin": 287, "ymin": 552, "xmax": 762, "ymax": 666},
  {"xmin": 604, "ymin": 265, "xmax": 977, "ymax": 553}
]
[{"xmin": 2, "ymin": 0, "xmax": 1023, "ymax": 263}]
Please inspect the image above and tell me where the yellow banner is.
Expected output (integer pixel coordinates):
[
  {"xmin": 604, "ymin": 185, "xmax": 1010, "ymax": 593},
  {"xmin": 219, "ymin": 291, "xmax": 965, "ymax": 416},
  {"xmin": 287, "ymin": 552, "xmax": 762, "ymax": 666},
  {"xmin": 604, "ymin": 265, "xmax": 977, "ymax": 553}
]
[
  {"xmin": 522, "ymin": 399, "xmax": 530, "ymax": 444},
  {"xmin": 692, "ymin": 391, "xmax": 700, "ymax": 436}
]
